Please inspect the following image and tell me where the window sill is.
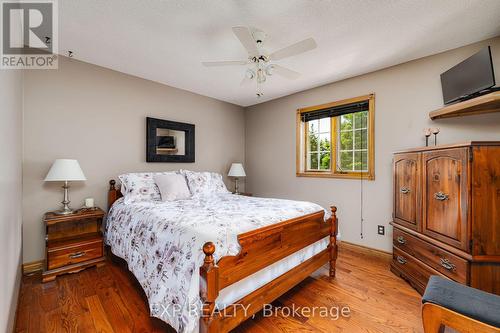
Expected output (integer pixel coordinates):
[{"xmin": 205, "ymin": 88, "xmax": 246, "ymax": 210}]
[{"xmin": 296, "ymin": 171, "xmax": 375, "ymax": 180}]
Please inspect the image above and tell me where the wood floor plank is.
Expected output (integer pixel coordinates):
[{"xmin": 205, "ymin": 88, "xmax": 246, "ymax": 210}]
[
  {"xmin": 107, "ymin": 264, "xmax": 174, "ymax": 332},
  {"xmin": 96, "ymin": 287, "xmax": 133, "ymax": 333},
  {"xmin": 58, "ymin": 278, "xmax": 87, "ymax": 332},
  {"xmin": 86, "ymin": 295, "xmax": 115, "ymax": 333},
  {"xmin": 15, "ymin": 243, "xmax": 423, "ymax": 332}
]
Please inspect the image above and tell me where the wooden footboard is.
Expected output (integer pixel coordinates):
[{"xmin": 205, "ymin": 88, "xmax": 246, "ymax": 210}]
[{"xmin": 200, "ymin": 207, "xmax": 338, "ymax": 333}]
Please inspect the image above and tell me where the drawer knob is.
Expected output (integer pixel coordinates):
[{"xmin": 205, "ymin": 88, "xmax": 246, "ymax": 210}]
[
  {"xmin": 400, "ymin": 187, "xmax": 411, "ymax": 194},
  {"xmin": 396, "ymin": 256, "xmax": 407, "ymax": 265},
  {"xmin": 69, "ymin": 251, "xmax": 86, "ymax": 259},
  {"xmin": 440, "ymin": 258, "xmax": 456, "ymax": 271},
  {"xmin": 397, "ymin": 236, "xmax": 406, "ymax": 244},
  {"xmin": 434, "ymin": 191, "xmax": 449, "ymax": 201}
]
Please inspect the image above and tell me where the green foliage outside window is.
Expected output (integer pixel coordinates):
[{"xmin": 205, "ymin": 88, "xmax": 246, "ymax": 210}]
[
  {"xmin": 307, "ymin": 111, "xmax": 368, "ymax": 172},
  {"xmin": 307, "ymin": 122, "xmax": 331, "ymax": 170},
  {"xmin": 338, "ymin": 111, "xmax": 368, "ymax": 172}
]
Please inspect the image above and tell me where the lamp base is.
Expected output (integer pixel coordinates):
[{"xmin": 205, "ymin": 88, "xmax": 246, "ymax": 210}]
[
  {"xmin": 234, "ymin": 177, "xmax": 240, "ymax": 194},
  {"xmin": 54, "ymin": 208, "xmax": 75, "ymax": 215},
  {"xmin": 54, "ymin": 181, "xmax": 75, "ymax": 215}
]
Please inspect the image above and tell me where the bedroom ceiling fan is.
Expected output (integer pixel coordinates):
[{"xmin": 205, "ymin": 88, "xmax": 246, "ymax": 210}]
[{"xmin": 202, "ymin": 26, "xmax": 317, "ymax": 97}]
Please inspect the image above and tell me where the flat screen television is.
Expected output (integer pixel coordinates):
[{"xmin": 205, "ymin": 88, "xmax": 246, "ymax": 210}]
[{"xmin": 440, "ymin": 46, "xmax": 496, "ymax": 105}]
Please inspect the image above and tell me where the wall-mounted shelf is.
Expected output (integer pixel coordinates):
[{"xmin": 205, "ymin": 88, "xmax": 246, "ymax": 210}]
[{"xmin": 429, "ymin": 91, "xmax": 500, "ymax": 120}]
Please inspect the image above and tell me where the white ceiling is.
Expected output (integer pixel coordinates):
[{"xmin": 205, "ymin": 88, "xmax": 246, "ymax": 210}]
[{"xmin": 59, "ymin": 0, "xmax": 500, "ymax": 107}]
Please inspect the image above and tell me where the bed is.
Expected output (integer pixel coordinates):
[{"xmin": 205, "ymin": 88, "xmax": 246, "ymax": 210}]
[{"xmin": 106, "ymin": 178, "xmax": 338, "ymax": 333}]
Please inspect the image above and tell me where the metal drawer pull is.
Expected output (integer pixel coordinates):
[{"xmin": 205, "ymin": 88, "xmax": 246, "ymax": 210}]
[
  {"xmin": 397, "ymin": 256, "xmax": 407, "ymax": 264},
  {"xmin": 400, "ymin": 187, "xmax": 410, "ymax": 194},
  {"xmin": 434, "ymin": 192, "xmax": 449, "ymax": 201},
  {"xmin": 397, "ymin": 236, "xmax": 406, "ymax": 244},
  {"xmin": 440, "ymin": 258, "xmax": 456, "ymax": 271},
  {"xmin": 69, "ymin": 251, "xmax": 86, "ymax": 259}
]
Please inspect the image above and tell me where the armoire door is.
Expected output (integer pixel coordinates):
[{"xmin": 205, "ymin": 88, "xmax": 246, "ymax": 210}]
[
  {"xmin": 393, "ymin": 153, "xmax": 421, "ymax": 231},
  {"xmin": 422, "ymin": 148, "xmax": 469, "ymax": 251}
]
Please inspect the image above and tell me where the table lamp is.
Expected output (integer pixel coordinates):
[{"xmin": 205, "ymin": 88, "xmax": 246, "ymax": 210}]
[
  {"xmin": 44, "ymin": 159, "xmax": 86, "ymax": 215},
  {"xmin": 228, "ymin": 163, "xmax": 246, "ymax": 194}
]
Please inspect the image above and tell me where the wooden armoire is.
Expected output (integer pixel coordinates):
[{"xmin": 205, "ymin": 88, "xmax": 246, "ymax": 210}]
[{"xmin": 390, "ymin": 142, "xmax": 500, "ymax": 295}]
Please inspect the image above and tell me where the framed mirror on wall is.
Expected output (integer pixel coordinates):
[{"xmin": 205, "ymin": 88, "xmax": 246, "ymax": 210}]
[{"xmin": 146, "ymin": 117, "xmax": 195, "ymax": 162}]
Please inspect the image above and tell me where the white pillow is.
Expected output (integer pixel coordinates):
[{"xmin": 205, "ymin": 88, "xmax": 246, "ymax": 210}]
[
  {"xmin": 182, "ymin": 170, "xmax": 229, "ymax": 196},
  {"xmin": 154, "ymin": 174, "xmax": 191, "ymax": 201},
  {"xmin": 118, "ymin": 171, "xmax": 176, "ymax": 204}
]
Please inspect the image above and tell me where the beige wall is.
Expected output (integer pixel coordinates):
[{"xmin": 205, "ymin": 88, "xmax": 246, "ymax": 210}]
[
  {"xmin": 23, "ymin": 57, "xmax": 245, "ymax": 263},
  {"xmin": 22, "ymin": 37, "xmax": 500, "ymax": 261},
  {"xmin": 0, "ymin": 70, "xmax": 23, "ymax": 332},
  {"xmin": 245, "ymin": 37, "xmax": 500, "ymax": 252}
]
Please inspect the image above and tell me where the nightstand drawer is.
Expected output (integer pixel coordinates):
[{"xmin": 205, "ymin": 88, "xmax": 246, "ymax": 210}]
[
  {"xmin": 47, "ymin": 217, "xmax": 100, "ymax": 242},
  {"xmin": 48, "ymin": 239, "xmax": 103, "ymax": 270}
]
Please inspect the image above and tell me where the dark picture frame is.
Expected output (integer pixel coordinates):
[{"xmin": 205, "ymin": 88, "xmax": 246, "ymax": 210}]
[{"xmin": 146, "ymin": 117, "xmax": 195, "ymax": 162}]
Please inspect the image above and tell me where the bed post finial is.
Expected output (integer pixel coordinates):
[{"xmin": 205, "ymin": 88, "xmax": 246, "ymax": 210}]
[
  {"xmin": 203, "ymin": 242, "xmax": 215, "ymax": 264},
  {"xmin": 329, "ymin": 206, "xmax": 338, "ymax": 278},
  {"xmin": 200, "ymin": 242, "xmax": 219, "ymax": 332},
  {"xmin": 108, "ymin": 179, "xmax": 122, "ymax": 211}
]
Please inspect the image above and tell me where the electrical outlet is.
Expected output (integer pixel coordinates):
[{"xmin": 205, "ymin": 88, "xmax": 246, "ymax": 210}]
[{"xmin": 377, "ymin": 225, "xmax": 385, "ymax": 235}]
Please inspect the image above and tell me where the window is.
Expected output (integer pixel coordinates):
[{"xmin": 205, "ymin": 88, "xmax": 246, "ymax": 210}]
[
  {"xmin": 296, "ymin": 94, "xmax": 375, "ymax": 180},
  {"xmin": 306, "ymin": 118, "xmax": 331, "ymax": 171}
]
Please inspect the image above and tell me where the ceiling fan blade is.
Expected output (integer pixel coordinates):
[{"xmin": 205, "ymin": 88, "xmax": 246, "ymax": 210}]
[
  {"xmin": 272, "ymin": 64, "xmax": 300, "ymax": 80},
  {"xmin": 269, "ymin": 38, "xmax": 317, "ymax": 61},
  {"xmin": 232, "ymin": 26, "xmax": 259, "ymax": 57},
  {"xmin": 202, "ymin": 60, "xmax": 247, "ymax": 67}
]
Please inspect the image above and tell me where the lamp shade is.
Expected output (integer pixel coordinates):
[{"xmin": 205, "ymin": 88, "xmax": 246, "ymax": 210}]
[
  {"xmin": 44, "ymin": 159, "xmax": 87, "ymax": 181},
  {"xmin": 228, "ymin": 163, "xmax": 246, "ymax": 177}
]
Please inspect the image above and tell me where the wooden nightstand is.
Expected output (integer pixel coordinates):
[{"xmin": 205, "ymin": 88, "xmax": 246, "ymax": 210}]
[{"xmin": 42, "ymin": 208, "xmax": 106, "ymax": 282}]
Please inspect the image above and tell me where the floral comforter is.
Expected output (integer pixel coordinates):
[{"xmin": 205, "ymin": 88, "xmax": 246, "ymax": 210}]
[{"xmin": 105, "ymin": 193, "xmax": 329, "ymax": 332}]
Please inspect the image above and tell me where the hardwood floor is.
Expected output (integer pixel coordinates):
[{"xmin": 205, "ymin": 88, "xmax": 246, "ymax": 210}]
[{"xmin": 15, "ymin": 243, "xmax": 423, "ymax": 332}]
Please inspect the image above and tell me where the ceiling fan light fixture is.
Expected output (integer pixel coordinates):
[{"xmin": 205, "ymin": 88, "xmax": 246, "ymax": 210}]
[
  {"xmin": 245, "ymin": 69, "xmax": 255, "ymax": 79},
  {"xmin": 256, "ymin": 68, "xmax": 266, "ymax": 83},
  {"xmin": 265, "ymin": 64, "xmax": 274, "ymax": 76}
]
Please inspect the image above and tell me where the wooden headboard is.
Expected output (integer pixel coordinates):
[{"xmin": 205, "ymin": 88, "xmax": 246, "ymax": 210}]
[{"xmin": 108, "ymin": 179, "xmax": 123, "ymax": 210}]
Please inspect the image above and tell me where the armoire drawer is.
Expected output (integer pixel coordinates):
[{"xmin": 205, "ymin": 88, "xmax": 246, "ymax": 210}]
[
  {"xmin": 392, "ymin": 247, "xmax": 444, "ymax": 293},
  {"xmin": 393, "ymin": 228, "xmax": 468, "ymax": 283}
]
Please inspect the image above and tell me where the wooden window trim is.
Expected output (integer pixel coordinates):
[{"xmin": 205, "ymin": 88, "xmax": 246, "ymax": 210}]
[{"xmin": 296, "ymin": 94, "xmax": 375, "ymax": 180}]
